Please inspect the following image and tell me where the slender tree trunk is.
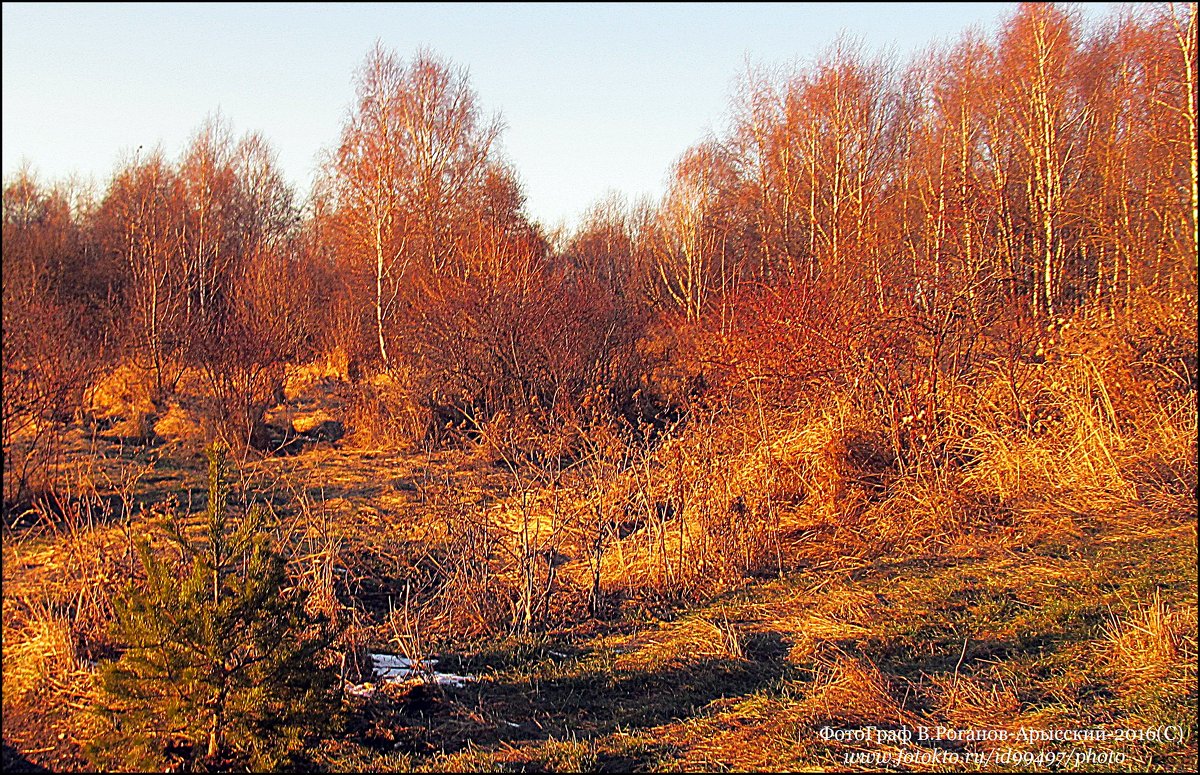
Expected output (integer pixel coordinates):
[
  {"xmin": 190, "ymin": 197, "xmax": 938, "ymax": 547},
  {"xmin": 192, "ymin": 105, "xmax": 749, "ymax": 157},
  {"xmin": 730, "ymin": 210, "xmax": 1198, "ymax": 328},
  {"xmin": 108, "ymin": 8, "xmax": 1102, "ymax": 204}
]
[
  {"xmin": 374, "ymin": 221, "xmax": 389, "ymax": 365},
  {"xmin": 207, "ymin": 717, "xmax": 220, "ymax": 759},
  {"xmin": 1176, "ymin": 4, "xmax": 1199, "ymax": 272}
]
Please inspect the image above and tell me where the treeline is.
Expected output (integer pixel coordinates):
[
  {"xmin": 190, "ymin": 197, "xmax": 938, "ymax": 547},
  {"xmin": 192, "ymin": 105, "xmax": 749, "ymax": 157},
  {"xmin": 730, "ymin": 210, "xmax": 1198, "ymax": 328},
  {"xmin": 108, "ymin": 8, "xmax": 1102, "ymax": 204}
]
[{"xmin": 3, "ymin": 3, "xmax": 1196, "ymax": 468}]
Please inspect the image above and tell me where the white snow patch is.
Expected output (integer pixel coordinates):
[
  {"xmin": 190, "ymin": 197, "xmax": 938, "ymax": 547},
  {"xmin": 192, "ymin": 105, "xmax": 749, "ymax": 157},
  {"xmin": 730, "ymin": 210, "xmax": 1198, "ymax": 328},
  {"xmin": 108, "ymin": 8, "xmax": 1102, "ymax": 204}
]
[
  {"xmin": 427, "ymin": 672, "xmax": 476, "ymax": 687},
  {"xmin": 372, "ymin": 653, "xmax": 431, "ymax": 680},
  {"xmin": 369, "ymin": 652, "xmax": 477, "ymax": 688}
]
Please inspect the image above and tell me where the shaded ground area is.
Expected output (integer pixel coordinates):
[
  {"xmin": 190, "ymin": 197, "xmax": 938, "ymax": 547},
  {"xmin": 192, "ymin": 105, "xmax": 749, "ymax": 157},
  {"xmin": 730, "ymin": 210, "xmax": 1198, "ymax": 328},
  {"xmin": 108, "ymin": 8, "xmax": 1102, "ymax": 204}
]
[
  {"xmin": 2, "ymin": 744, "xmax": 50, "ymax": 773},
  {"xmin": 3, "ymin": 395, "xmax": 1196, "ymax": 771},
  {"xmin": 305, "ymin": 498, "xmax": 1196, "ymax": 771}
]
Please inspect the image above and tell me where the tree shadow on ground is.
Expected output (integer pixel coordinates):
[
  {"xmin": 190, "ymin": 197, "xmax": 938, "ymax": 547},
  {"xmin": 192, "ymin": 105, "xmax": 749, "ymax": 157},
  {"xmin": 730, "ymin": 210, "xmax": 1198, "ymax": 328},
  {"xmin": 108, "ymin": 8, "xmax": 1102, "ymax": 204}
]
[
  {"xmin": 1, "ymin": 744, "xmax": 50, "ymax": 774},
  {"xmin": 347, "ymin": 630, "xmax": 790, "ymax": 768}
]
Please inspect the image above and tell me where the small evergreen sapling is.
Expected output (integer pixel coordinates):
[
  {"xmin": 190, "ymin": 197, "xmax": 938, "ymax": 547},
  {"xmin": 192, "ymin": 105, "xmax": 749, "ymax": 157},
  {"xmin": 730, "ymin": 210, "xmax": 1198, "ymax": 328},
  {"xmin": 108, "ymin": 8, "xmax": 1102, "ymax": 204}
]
[{"xmin": 89, "ymin": 444, "xmax": 339, "ymax": 770}]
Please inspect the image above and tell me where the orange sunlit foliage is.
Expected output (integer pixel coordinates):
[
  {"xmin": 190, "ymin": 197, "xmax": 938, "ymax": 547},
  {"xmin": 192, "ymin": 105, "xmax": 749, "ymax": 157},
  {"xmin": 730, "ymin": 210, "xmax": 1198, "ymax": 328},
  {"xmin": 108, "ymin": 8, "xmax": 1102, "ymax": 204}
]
[
  {"xmin": 2, "ymin": 2, "xmax": 1195, "ymax": 464},
  {"xmin": 319, "ymin": 44, "xmax": 653, "ymax": 434},
  {"xmin": 2, "ymin": 171, "xmax": 103, "ymax": 501}
]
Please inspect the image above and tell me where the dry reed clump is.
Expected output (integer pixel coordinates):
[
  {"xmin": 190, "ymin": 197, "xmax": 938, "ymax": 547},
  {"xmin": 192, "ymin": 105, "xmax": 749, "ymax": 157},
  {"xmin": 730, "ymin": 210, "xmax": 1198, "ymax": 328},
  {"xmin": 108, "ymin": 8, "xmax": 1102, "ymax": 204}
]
[
  {"xmin": 1, "ymin": 597, "xmax": 81, "ymax": 708},
  {"xmin": 54, "ymin": 529, "xmax": 126, "ymax": 646},
  {"xmin": 790, "ymin": 648, "xmax": 975, "ymax": 772},
  {"xmin": 425, "ymin": 565, "xmax": 517, "ymax": 641},
  {"xmin": 345, "ymin": 369, "xmax": 428, "ymax": 449},
  {"xmin": 3, "ymin": 424, "xmax": 73, "ymax": 507},
  {"xmin": 574, "ymin": 430, "xmax": 704, "ymax": 600},
  {"xmin": 832, "ymin": 476, "xmax": 968, "ymax": 562},
  {"xmin": 956, "ymin": 345, "xmax": 1173, "ymax": 530},
  {"xmin": 798, "ymin": 645, "xmax": 917, "ymax": 730},
  {"xmin": 3, "ymin": 521, "xmax": 128, "ymax": 653},
  {"xmin": 589, "ymin": 489, "xmax": 720, "ymax": 603},
  {"xmin": 770, "ymin": 410, "xmax": 845, "ymax": 525},
  {"xmin": 470, "ymin": 409, "xmax": 547, "ymax": 470},
  {"xmin": 274, "ymin": 485, "xmax": 371, "ymax": 676},
  {"xmin": 699, "ymin": 407, "xmax": 838, "ymax": 558},
  {"xmin": 2, "ymin": 537, "xmax": 110, "ymax": 762},
  {"xmin": 1114, "ymin": 289, "xmax": 1198, "ymax": 399},
  {"xmin": 927, "ymin": 672, "xmax": 1022, "ymax": 730},
  {"xmin": 588, "ymin": 401, "xmax": 846, "ymax": 598},
  {"xmin": 1102, "ymin": 590, "xmax": 1198, "ymax": 700},
  {"xmin": 827, "ymin": 424, "xmax": 896, "ymax": 498},
  {"xmin": 83, "ymin": 363, "xmax": 155, "ymax": 425},
  {"xmin": 282, "ymin": 347, "xmax": 353, "ymax": 401},
  {"xmin": 579, "ymin": 395, "xmax": 911, "ymax": 601},
  {"xmin": 750, "ymin": 402, "xmax": 943, "ymax": 565},
  {"xmin": 404, "ymin": 502, "xmax": 520, "ymax": 640},
  {"xmin": 151, "ymin": 401, "xmax": 205, "ymax": 446},
  {"xmin": 962, "ymin": 304, "xmax": 1195, "ymax": 519},
  {"xmin": 1116, "ymin": 387, "xmax": 1197, "ymax": 514}
]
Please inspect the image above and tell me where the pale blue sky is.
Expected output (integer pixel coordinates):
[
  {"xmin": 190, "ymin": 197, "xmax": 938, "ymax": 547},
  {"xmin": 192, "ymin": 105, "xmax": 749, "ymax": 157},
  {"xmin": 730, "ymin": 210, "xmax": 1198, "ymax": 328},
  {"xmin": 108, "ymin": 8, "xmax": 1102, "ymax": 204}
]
[{"xmin": 3, "ymin": 2, "xmax": 1126, "ymax": 229}]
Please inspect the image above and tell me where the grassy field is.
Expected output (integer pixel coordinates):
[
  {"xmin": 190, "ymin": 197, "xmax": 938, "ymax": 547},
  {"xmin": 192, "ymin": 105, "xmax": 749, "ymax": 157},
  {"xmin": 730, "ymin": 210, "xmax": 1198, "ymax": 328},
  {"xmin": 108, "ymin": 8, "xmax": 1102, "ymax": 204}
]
[{"xmin": 3, "ymin": 307, "xmax": 1197, "ymax": 772}]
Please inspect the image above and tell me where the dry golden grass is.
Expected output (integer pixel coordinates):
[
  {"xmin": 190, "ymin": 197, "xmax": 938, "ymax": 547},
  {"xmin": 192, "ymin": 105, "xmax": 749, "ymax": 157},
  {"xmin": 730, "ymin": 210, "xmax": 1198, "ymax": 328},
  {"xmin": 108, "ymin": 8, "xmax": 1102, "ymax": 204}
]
[
  {"xmin": 650, "ymin": 692, "xmax": 808, "ymax": 772},
  {"xmin": 151, "ymin": 401, "xmax": 205, "ymax": 445},
  {"xmin": 344, "ymin": 368, "xmax": 430, "ymax": 449},
  {"xmin": 2, "ymin": 530, "xmax": 117, "ymax": 769},
  {"xmin": 1103, "ymin": 590, "xmax": 1198, "ymax": 697},
  {"xmin": 282, "ymin": 346, "xmax": 353, "ymax": 400},
  {"xmin": 611, "ymin": 613, "xmax": 746, "ymax": 672},
  {"xmin": 2, "ymin": 598, "xmax": 79, "ymax": 709},
  {"xmin": 928, "ymin": 672, "xmax": 1023, "ymax": 730},
  {"xmin": 83, "ymin": 363, "xmax": 155, "ymax": 426}
]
